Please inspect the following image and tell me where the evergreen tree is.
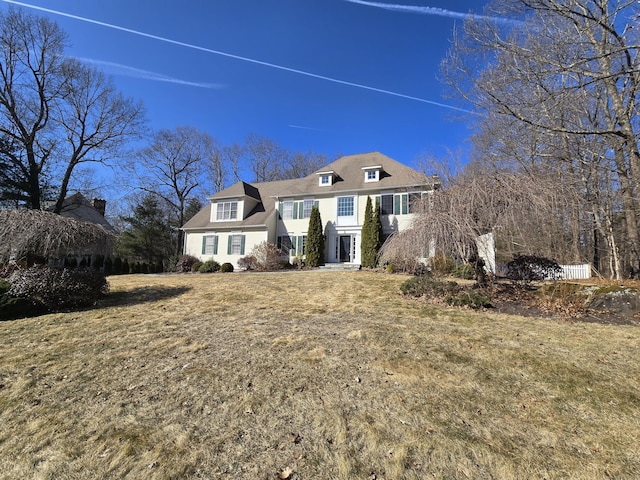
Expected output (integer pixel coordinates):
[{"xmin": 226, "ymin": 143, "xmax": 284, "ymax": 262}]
[
  {"xmin": 306, "ymin": 205, "xmax": 324, "ymax": 267},
  {"xmin": 115, "ymin": 194, "xmax": 174, "ymax": 266},
  {"xmin": 374, "ymin": 201, "xmax": 383, "ymax": 255},
  {"xmin": 360, "ymin": 196, "xmax": 380, "ymax": 268}
]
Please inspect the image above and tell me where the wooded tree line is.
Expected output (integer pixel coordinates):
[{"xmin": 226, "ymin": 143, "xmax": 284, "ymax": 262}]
[{"xmin": 431, "ymin": 0, "xmax": 639, "ymax": 279}]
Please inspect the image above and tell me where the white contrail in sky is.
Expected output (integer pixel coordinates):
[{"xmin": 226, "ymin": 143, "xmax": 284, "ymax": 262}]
[
  {"xmin": 1, "ymin": 0, "xmax": 473, "ymax": 114},
  {"xmin": 343, "ymin": 0, "xmax": 513, "ymax": 24},
  {"xmin": 77, "ymin": 58, "xmax": 224, "ymax": 89}
]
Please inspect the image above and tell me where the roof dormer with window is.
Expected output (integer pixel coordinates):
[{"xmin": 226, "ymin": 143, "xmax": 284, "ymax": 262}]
[
  {"xmin": 362, "ymin": 165, "xmax": 382, "ymax": 183},
  {"xmin": 317, "ymin": 170, "xmax": 335, "ymax": 186}
]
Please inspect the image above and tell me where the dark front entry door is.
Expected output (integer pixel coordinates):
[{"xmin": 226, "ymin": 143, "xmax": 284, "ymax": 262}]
[{"xmin": 339, "ymin": 235, "xmax": 351, "ymax": 262}]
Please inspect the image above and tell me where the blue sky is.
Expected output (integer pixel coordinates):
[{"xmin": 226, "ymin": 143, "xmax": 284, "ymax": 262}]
[{"xmin": 1, "ymin": 0, "xmax": 485, "ymax": 177}]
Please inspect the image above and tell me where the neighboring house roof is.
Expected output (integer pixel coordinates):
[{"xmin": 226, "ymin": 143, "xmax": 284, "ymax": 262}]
[
  {"xmin": 182, "ymin": 152, "xmax": 430, "ymax": 231},
  {"xmin": 56, "ymin": 192, "xmax": 116, "ymax": 232}
]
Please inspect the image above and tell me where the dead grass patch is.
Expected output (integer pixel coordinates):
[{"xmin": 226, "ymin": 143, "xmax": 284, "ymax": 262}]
[{"xmin": 0, "ymin": 271, "xmax": 639, "ymax": 479}]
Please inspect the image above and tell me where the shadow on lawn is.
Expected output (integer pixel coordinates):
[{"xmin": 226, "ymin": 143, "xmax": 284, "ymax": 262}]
[
  {"xmin": 1, "ymin": 285, "xmax": 192, "ymax": 321},
  {"xmin": 101, "ymin": 285, "xmax": 192, "ymax": 308}
]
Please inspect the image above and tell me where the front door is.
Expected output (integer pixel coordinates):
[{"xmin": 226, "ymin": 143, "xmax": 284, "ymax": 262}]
[{"xmin": 339, "ymin": 235, "xmax": 351, "ymax": 262}]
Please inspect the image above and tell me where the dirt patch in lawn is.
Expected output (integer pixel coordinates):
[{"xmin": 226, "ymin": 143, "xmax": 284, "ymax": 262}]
[{"xmin": 488, "ymin": 280, "xmax": 640, "ymax": 326}]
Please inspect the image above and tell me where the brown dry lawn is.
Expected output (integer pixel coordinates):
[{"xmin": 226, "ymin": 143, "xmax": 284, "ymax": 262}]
[{"xmin": 0, "ymin": 270, "xmax": 639, "ymax": 479}]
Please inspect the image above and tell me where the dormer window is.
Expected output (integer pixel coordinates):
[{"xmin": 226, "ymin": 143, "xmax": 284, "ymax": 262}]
[
  {"xmin": 317, "ymin": 170, "xmax": 335, "ymax": 186},
  {"xmin": 216, "ymin": 200, "xmax": 238, "ymax": 220},
  {"xmin": 362, "ymin": 165, "xmax": 382, "ymax": 182}
]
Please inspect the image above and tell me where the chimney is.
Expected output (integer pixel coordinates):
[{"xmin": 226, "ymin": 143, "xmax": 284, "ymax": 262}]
[{"xmin": 92, "ymin": 198, "xmax": 106, "ymax": 217}]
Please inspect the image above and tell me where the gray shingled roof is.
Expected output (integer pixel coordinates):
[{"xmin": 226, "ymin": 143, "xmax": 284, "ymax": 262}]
[
  {"xmin": 57, "ymin": 192, "xmax": 116, "ymax": 232},
  {"xmin": 182, "ymin": 152, "xmax": 428, "ymax": 230}
]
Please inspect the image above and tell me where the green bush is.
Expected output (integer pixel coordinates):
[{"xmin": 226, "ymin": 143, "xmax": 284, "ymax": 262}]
[
  {"xmin": 430, "ymin": 254, "xmax": 455, "ymax": 276},
  {"xmin": 453, "ymin": 263, "xmax": 475, "ymax": 280},
  {"xmin": 104, "ymin": 257, "xmax": 113, "ymax": 276},
  {"xmin": 199, "ymin": 260, "xmax": 220, "ymax": 273},
  {"xmin": 93, "ymin": 255, "xmax": 105, "ymax": 271},
  {"xmin": 192, "ymin": 261, "xmax": 203, "ymax": 273},
  {"xmin": 220, "ymin": 262, "xmax": 234, "ymax": 273},
  {"xmin": 386, "ymin": 264, "xmax": 396, "ymax": 274},
  {"xmin": 112, "ymin": 257, "xmax": 122, "ymax": 275},
  {"xmin": 445, "ymin": 290, "xmax": 493, "ymax": 309},
  {"xmin": 400, "ymin": 275, "xmax": 459, "ymax": 297},
  {"xmin": 400, "ymin": 275, "xmax": 492, "ymax": 309},
  {"xmin": 8, "ymin": 267, "xmax": 109, "ymax": 311}
]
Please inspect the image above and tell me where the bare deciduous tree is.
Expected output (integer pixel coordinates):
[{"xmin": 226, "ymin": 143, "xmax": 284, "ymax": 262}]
[
  {"xmin": 442, "ymin": 0, "xmax": 640, "ymax": 277},
  {"xmin": 245, "ymin": 133, "xmax": 287, "ymax": 182},
  {"xmin": 135, "ymin": 126, "xmax": 217, "ymax": 257},
  {"xmin": 0, "ymin": 9, "xmax": 145, "ymax": 211}
]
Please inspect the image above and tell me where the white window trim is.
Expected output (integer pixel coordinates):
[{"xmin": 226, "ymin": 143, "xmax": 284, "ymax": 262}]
[
  {"xmin": 337, "ymin": 196, "xmax": 355, "ymax": 217},
  {"xmin": 303, "ymin": 198, "xmax": 314, "ymax": 218},
  {"xmin": 215, "ymin": 200, "xmax": 238, "ymax": 221},
  {"xmin": 317, "ymin": 170, "xmax": 334, "ymax": 186},
  {"xmin": 362, "ymin": 165, "xmax": 382, "ymax": 183},
  {"xmin": 230, "ymin": 232, "xmax": 243, "ymax": 255},
  {"xmin": 282, "ymin": 200, "xmax": 294, "ymax": 220}
]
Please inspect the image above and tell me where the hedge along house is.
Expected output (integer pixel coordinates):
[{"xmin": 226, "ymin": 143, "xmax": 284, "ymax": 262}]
[{"xmin": 182, "ymin": 152, "xmax": 437, "ymax": 268}]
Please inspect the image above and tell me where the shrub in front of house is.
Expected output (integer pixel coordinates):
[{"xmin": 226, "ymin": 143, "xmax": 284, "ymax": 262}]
[
  {"xmin": 198, "ymin": 260, "xmax": 220, "ymax": 273},
  {"xmin": 220, "ymin": 262, "xmax": 234, "ymax": 273},
  {"xmin": 445, "ymin": 289, "xmax": 493, "ymax": 309},
  {"xmin": 250, "ymin": 241, "xmax": 285, "ymax": 271},
  {"xmin": 452, "ymin": 263, "xmax": 475, "ymax": 280},
  {"xmin": 104, "ymin": 257, "xmax": 113, "ymax": 275},
  {"xmin": 238, "ymin": 255, "xmax": 258, "ymax": 271},
  {"xmin": 400, "ymin": 275, "xmax": 492, "ymax": 309},
  {"xmin": 8, "ymin": 267, "xmax": 109, "ymax": 312},
  {"xmin": 430, "ymin": 254, "xmax": 455, "ymax": 277},
  {"xmin": 191, "ymin": 261, "xmax": 203, "ymax": 273},
  {"xmin": 175, "ymin": 255, "xmax": 200, "ymax": 273},
  {"xmin": 112, "ymin": 257, "xmax": 122, "ymax": 275},
  {"xmin": 400, "ymin": 275, "xmax": 455, "ymax": 297}
]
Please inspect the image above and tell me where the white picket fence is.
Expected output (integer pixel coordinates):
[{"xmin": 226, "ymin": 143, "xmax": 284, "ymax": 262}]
[{"xmin": 557, "ymin": 264, "xmax": 591, "ymax": 280}]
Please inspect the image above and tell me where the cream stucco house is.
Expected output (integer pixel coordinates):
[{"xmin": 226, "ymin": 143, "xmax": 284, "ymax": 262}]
[{"xmin": 182, "ymin": 152, "xmax": 436, "ymax": 268}]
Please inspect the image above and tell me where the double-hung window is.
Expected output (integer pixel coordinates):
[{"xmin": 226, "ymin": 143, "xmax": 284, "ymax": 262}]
[
  {"xmin": 216, "ymin": 201, "xmax": 237, "ymax": 221},
  {"xmin": 282, "ymin": 200, "xmax": 294, "ymax": 220},
  {"xmin": 303, "ymin": 199, "xmax": 314, "ymax": 218},
  {"xmin": 201, "ymin": 235, "xmax": 218, "ymax": 255},
  {"xmin": 227, "ymin": 233, "xmax": 245, "ymax": 255}
]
